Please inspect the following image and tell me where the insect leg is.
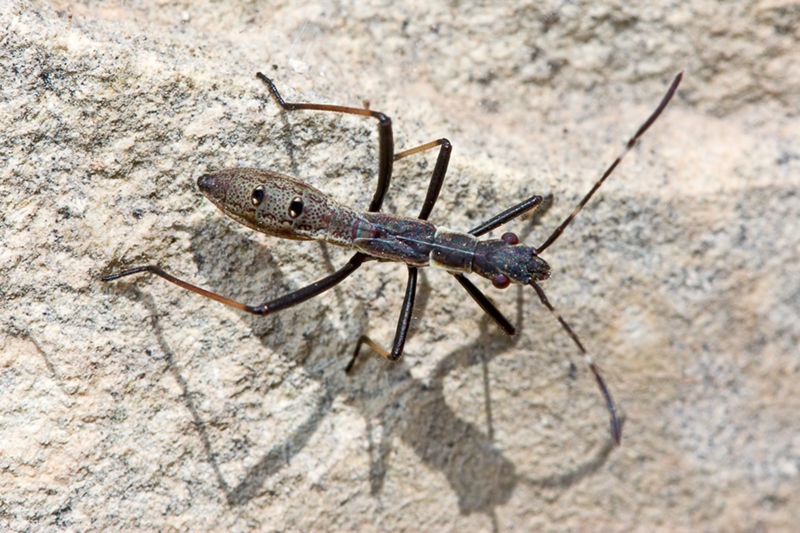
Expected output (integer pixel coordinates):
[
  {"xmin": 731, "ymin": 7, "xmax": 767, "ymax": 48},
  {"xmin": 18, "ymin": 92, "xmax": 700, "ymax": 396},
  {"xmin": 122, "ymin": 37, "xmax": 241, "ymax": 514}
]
[
  {"xmin": 529, "ymin": 280, "xmax": 622, "ymax": 445},
  {"xmin": 348, "ymin": 139, "xmax": 452, "ymax": 369},
  {"xmin": 452, "ymin": 274, "xmax": 516, "ymax": 335},
  {"xmin": 389, "ymin": 266, "xmax": 418, "ymax": 360},
  {"xmin": 386, "ymin": 140, "xmax": 451, "ymax": 359},
  {"xmin": 347, "ymin": 265, "xmax": 419, "ymax": 371},
  {"xmin": 256, "ymin": 73, "xmax": 393, "ymax": 213},
  {"xmin": 102, "ymin": 253, "xmax": 367, "ymax": 315},
  {"xmin": 468, "ymin": 195, "xmax": 545, "ymax": 237},
  {"xmin": 346, "ymin": 335, "xmax": 389, "ymax": 373},
  {"xmin": 393, "ymin": 138, "xmax": 453, "ymax": 220}
]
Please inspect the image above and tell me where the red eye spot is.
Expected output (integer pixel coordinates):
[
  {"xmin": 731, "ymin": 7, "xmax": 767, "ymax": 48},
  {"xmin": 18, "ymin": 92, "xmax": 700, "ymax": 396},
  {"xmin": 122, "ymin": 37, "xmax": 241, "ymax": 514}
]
[
  {"xmin": 501, "ymin": 232, "xmax": 519, "ymax": 245},
  {"xmin": 492, "ymin": 274, "xmax": 511, "ymax": 289}
]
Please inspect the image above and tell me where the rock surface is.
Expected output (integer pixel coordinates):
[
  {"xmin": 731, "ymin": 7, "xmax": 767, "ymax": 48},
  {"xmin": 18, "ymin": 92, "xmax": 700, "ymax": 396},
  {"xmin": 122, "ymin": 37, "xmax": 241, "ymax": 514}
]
[{"xmin": 1, "ymin": 1, "xmax": 799, "ymax": 530}]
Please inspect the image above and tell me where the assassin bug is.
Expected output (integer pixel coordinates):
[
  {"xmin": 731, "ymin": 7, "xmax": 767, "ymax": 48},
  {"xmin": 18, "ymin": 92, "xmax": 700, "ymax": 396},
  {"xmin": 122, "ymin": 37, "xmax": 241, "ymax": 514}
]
[{"xmin": 103, "ymin": 72, "xmax": 682, "ymax": 445}]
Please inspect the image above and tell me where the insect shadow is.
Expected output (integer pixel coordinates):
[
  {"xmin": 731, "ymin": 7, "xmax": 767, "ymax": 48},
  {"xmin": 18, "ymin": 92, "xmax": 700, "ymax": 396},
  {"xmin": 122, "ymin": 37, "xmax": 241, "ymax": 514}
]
[
  {"xmin": 123, "ymin": 280, "xmax": 614, "ymax": 518},
  {"xmin": 128, "ymin": 194, "xmax": 614, "ymax": 517}
]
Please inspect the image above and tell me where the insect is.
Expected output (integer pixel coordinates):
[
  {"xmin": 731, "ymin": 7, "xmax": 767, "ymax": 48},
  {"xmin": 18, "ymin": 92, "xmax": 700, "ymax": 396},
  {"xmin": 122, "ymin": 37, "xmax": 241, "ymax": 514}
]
[{"xmin": 103, "ymin": 71, "xmax": 682, "ymax": 445}]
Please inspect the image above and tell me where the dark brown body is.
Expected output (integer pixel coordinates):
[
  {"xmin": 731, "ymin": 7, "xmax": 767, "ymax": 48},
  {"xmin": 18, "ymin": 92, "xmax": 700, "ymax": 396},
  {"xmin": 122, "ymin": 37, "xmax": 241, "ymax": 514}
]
[{"xmin": 197, "ymin": 168, "xmax": 551, "ymax": 285}]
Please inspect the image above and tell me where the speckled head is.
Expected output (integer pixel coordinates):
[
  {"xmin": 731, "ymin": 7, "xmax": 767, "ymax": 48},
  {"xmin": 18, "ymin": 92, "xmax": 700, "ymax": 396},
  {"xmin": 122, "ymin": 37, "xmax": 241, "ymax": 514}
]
[
  {"xmin": 196, "ymin": 168, "xmax": 343, "ymax": 241},
  {"xmin": 196, "ymin": 172, "xmax": 228, "ymax": 200}
]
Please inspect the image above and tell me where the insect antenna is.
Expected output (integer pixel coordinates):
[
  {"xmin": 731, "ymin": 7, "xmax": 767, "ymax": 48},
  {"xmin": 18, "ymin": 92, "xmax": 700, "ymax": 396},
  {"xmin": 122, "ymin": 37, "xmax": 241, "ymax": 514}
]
[
  {"xmin": 527, "ymin": 73, "xmax": 682, "ymax": 445},
  {"xmin": 530, "ymin": 280, "xmax": 622, "ymax": 445},
  {"xmin": 537, "ymin": 72, "xmax": 682, "ymax": 253}
]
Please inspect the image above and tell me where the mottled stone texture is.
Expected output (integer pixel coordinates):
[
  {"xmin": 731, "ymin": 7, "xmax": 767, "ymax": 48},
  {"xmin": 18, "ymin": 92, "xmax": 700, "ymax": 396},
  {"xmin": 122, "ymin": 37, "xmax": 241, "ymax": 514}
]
[{"xmin": 1, "ymin": 1, "xmax": 798, "ymax": 531}]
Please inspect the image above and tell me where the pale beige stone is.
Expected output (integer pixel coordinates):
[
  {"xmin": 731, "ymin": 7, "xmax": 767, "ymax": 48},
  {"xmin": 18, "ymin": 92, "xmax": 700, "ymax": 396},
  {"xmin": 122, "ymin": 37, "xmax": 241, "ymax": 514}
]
[{"xmin": 1, "ymin": 0, "xmax": 799, "ymax": 530}]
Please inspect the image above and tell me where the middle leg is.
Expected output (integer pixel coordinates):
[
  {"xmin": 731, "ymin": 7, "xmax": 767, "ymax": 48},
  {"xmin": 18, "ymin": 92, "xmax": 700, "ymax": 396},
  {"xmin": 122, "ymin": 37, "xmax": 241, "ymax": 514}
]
[{"xmin": 349, "ymin": 138, "xmax": 452, "ymax": 370}]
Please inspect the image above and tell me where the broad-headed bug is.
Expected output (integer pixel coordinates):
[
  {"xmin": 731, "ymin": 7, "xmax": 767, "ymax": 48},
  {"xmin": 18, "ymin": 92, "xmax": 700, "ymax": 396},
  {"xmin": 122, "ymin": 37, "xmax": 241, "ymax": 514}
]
[{"xmin": 103, "ymin": 72, "xmax": 683, "ymax": 445}]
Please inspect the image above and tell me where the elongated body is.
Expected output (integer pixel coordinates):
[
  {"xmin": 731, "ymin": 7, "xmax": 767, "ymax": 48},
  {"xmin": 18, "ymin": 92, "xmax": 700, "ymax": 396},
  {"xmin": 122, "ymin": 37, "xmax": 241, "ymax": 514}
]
[
  {"xmin": 104, "ymin": 72, "xmax": 682, "ymax": 446},
  {"xmin": 197, "ymin": 169, "xmax": 551, "ymax": 286}
]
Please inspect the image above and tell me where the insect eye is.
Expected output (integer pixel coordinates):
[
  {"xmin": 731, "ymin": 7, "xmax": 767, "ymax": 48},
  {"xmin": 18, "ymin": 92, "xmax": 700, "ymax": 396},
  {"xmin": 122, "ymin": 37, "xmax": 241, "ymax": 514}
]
[
  {"xmin": 251, "ymin": 186, "xmax": 265, "ymax": 206},
  {"xmin": 491, "ymin": 274, "xmax": 511, "ymax": 289},
  {"xmin": 501, "ymin": 232, "xmax": 519, "ymax": 245},
  {"xmin": 288, "ymin": 196, "xmax": 304, "ymax": 218}
]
